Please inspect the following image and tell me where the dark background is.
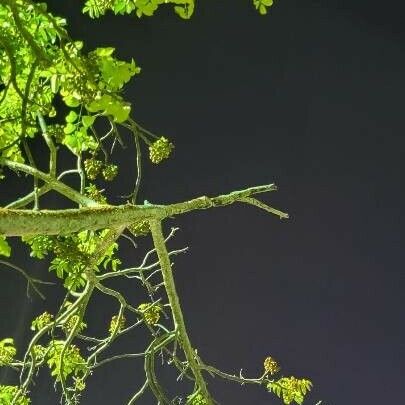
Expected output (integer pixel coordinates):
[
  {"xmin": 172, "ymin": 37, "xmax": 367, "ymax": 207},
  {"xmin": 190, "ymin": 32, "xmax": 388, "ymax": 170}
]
[{"xmin": 1, "ymin": 0, "xmax": 405, "ymax": 404}]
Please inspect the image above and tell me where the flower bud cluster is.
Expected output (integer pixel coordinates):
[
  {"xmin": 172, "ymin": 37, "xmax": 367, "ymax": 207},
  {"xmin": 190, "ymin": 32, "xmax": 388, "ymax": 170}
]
[
  {"xmin": 0, "ymin": 339, "xmax": 16, "ymax": 367},
  {"xmin": 137, "ymin": 303, "xmax": 161, "ymax": 326},
  {"xmin": 62, "ymin": 314, "xmax": 87, "ymax": 335},
  {"xmin": 128, "ymin": 220, "xmax": 150, "ymax": 237},
  {"xmin": 109, "ymin": 314, "xmax": 126, "ymax": 334},
  {"xmin": 263, "ymin": 356, "xmax": 280, "ymax": 375},
  {"xmin": 149, "ymin": 136, "xmax": 174, "ymax": 164},
  {"xmin": 84, "ymin": 158, "xmax": 118, "ymax": 181},
  {"xmin": 31, "ymin": 312, "xmax": 54, "ymax": 332}
]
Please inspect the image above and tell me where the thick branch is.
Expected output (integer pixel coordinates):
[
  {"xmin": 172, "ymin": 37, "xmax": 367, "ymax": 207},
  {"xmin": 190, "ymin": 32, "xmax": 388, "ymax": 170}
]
[
  {"xmin": 149, "ymin": 219, "xmax": 213, "ymax": 403},
  {"xmin": 0, "ymin": 184, "xmax": 284, "ymax": 236}
]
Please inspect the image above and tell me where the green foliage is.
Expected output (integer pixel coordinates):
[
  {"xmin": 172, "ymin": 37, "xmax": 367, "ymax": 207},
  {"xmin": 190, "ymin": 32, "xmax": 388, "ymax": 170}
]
[
  {"xmin": 32, "ymin": 344, "xmax": 48, "ymax": 363},
  {"xmin": 62, "ymin": 109, "xmax": 97, "ymax": 154},
  {"xmin": 83, "ymin": 0, "xmax": 195, "ymax": 19},
  {"xmin": 31, "ymin": 311, "xmax": 54, "ymax": 331},
  {"xmin": 90, "ymin": 47, "xmax": 140, "ymax": 91},
  {"xmin": 83, "ymin": 0, "xmax": 273, "ymax": 20},
  {"xmin": 0, "ymin": 2, "xmax": 140, "ymax": 167},
  {"xmin": 23, "ymin": 230, "xmax": 120, "ymax": 290},
  {"xmin": 23, "ymin": 235, "xmax": 54, "ymax": 259},
  {"xmin": 0, "ymin": 1, "xmax": 64, "ymax": 163},
  {"xmin": 85, "ymin": 183, "xmax": 108, "ymax": 204},
  {"xmin": 46, "ymin": 341, "xmax": 87, "ymax": 381},
  {"xmin": 0, "ymin": 236, "xmax": 11, "ymax": 257},
  {"xmin": 267, "ymin": 377, "xmax": 313, "ymax": 405},
  {"xmin": 253, "ymin": 0, "xmax": 274, "ymax": 15},
  {"xmin": 49, "ymin": 230, "xmax": 120, "ymax": 290},
  {"xmin": 0, "ymin": 338, "xmax": 17, "ymax": 366},
  {"xmin": 0, "ymin": 386, "xmax": 30, "ymax": 405}
]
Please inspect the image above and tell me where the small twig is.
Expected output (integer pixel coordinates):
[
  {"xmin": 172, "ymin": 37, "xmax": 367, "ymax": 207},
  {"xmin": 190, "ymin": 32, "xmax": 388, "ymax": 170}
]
[
  {"xmin": 127, "ymin": 380, "xmax": 148, "ymax": 405},
  {"xmin": 93, "ymin": 352, "xmax": 145, "ymax": 369},
  {"xmin": 37, "ymin": 112, "xmax": 57, "ymax": 177},
  {"xmin": 132, "ymin": 132, "xmax": 142, "ymax": 204},
  {"xmin": 0, "ymin": 260, "xmax": 53, "ymax": 300},
  {"xmin": 239, "ymin": 196, "xmax": 289, "ymax": 219},
  {"xmin": 199, "ymin": 362, "xmax": 268, "ymax": 386}
]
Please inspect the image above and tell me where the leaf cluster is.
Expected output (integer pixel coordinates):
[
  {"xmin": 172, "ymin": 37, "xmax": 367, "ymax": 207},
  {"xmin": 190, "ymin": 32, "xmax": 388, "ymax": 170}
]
[
  {"xmin": 253, "ymin": 0, "xmax": 274, "ymax": 15},
  {"xmin": 46, "ymin": 340, "xmax": 87, "ymax": 381},
  {"xmin": 83, "ymin": 0, "xmax": 195, "ymax": 19},
  {"xmin": 0, "ymin": 1, "xmax": 141, "ymax": 167},
  {"xmin": 23, "ymin": 230, "xmax": 120, "ymax": 290},
  {"xmin": 0, "ymin": 338, "xmax": 17, "ymax": 366},
  {"xmin": 0, "ymin": 386, "xmax": 30, "ymax": 405},
  {"xmin": 267, "ymin": 377, "xmax": 313, "ymax": 405}
]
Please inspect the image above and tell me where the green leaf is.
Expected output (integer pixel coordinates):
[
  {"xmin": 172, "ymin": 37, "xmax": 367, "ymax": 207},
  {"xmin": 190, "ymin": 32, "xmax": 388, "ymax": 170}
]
[
  {"xmin": 94, "ymin": 47, "xmax": 115, "ymax": 57},
  {"xmin": 0, "ymin": 236, "xmax": 11, "ymax": 257},
  {"xmin": 86, "ymin": 94, "xmax": 112, "ymax": 113},
  {"xmin": 65, "ymin": 111, "xmax": 78, "ymax": 123},
  {"xmin": 106, "ymin": 101, "xmax": 131, "ymax": 123},
  {"xmin": 174, "ymin": 2, "xmax": 195, "ymax": 19},
  {"xmin": 64, "ymin": 134, "xmax": 78, "ymax": 149},
  {"xmin": 63, "ymin": 96, "xmax": 81, "ymax": 107},
  {"xmin": 63, "ymin": 123, "xmax": 76, "ymax": 134},
  {"xmin": 82, "ymin": 115, "xmax": 96, "ymax": 128},
  {"xmin": 259, "ymin": 4, "xmax": 267, "ymax": 15}
]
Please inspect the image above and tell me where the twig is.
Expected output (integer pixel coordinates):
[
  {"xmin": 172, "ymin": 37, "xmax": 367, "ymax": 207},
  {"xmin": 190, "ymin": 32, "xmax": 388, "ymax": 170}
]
[{"xmin": 0, "ymin": 260, "xmax": 53, "ymax": 300}]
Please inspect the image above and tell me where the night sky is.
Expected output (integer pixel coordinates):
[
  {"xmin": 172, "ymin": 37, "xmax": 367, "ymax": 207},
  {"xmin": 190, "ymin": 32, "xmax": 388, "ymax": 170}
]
[{"xmin": 1, "ymin": 1, "xmax": 405, "ymax": 404}]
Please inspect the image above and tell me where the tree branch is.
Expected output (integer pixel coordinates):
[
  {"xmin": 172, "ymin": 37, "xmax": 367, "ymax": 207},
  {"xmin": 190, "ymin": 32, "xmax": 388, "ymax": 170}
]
[
  {"xmin": 0, "ymin": 184, "xmax": 284, "ymax": 236},
  {"xmin": 0, "ymin": 158, "xmax": 96, "ymax": 207},
  {"xmin": 149, "ymin": 219, "xmax": 213, "ymax": 403}
]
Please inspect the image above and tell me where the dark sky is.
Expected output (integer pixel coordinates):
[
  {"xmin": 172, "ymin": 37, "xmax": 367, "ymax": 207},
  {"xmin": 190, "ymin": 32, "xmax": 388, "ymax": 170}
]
[{"xmin": 1, "ymin": 1, "xmax": 405, "ymax": 404}]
